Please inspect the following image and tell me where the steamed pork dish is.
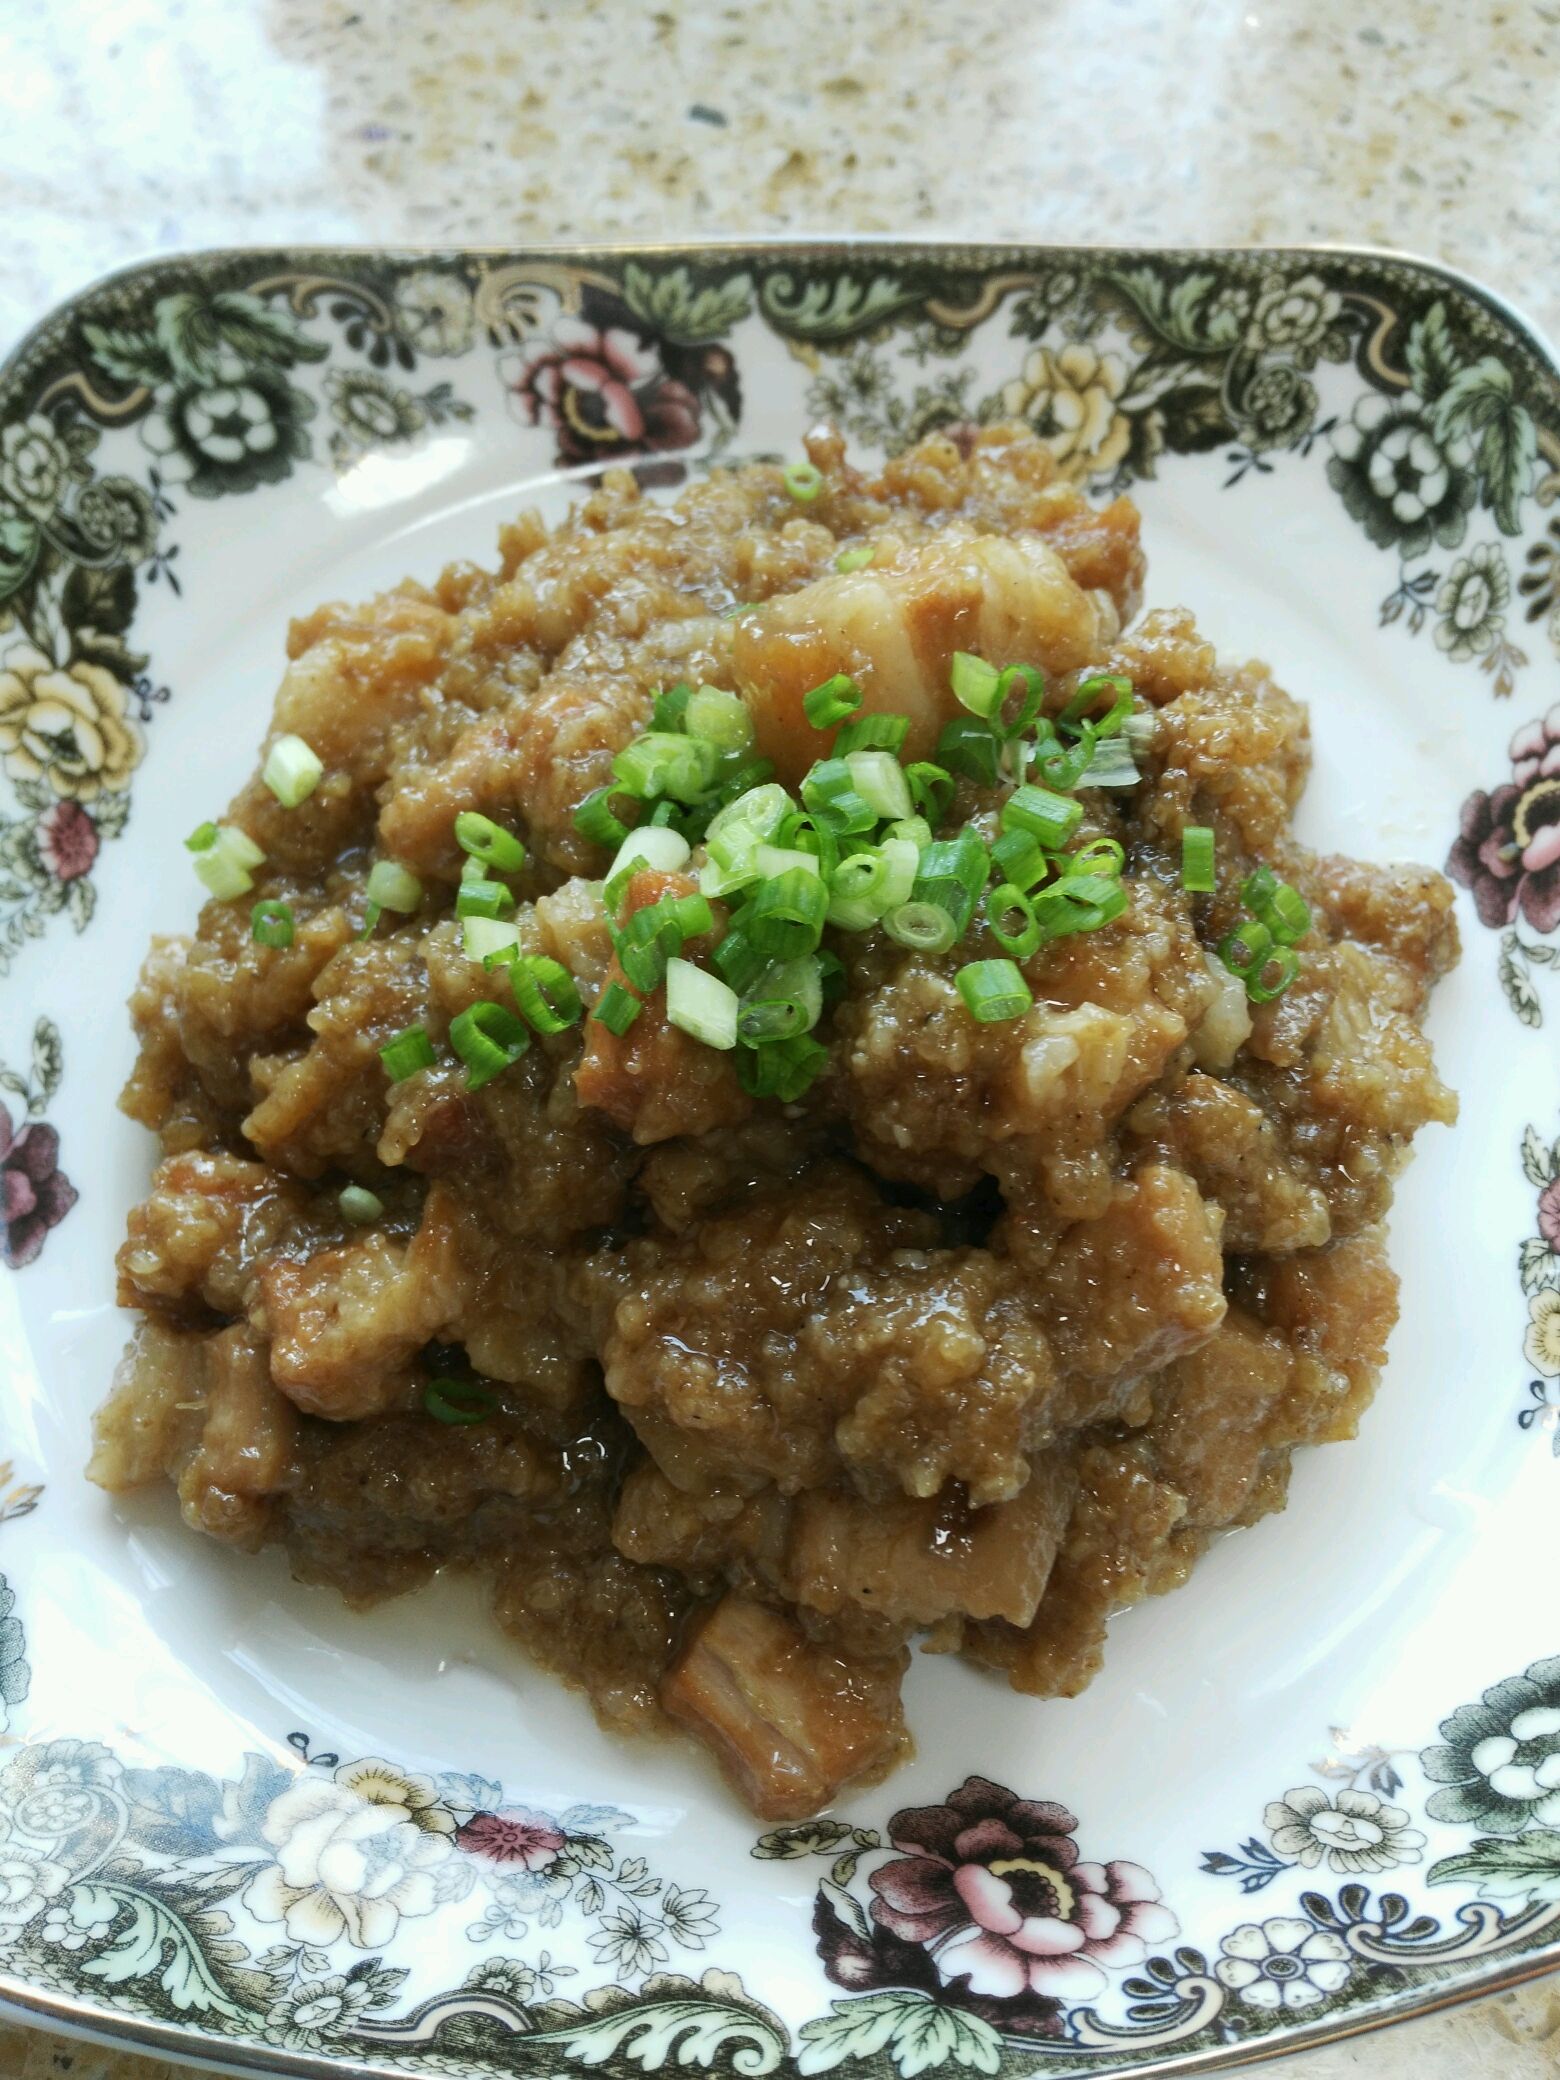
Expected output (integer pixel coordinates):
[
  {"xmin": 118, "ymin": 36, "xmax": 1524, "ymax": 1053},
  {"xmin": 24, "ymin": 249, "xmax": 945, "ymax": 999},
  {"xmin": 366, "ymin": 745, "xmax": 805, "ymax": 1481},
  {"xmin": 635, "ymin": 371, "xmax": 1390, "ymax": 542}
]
[{"xmin": 91, "ymin": 424, "xmax": 1458, "ymax": 1819}]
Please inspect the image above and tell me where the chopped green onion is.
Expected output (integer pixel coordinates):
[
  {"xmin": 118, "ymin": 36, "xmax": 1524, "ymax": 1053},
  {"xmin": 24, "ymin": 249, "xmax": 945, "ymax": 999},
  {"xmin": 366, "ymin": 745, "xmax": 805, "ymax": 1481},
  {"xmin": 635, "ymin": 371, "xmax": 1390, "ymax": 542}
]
[
  {"xmin": 665, "ymin": 957, "xmax": 739, "ymax": 1049},
  {"xmin": 905, "ymin": 762, "xmax": 954, "ymax": 822},
  {"xmin": 802, "ymin": 675, "xmax": 862, "ymax": 731},
  {"xmin": 1068, "ymin": 837, "xmax": 1126, "ymax": 879},
  {"xmin": 454, "ymin": 811, "xmax": 526, "ymax": 873},
  {"xmin": 1038, "ymin": 873, "xmax": 1129, "ymax": 936},
  {"xmin": 800, "ymin": 757, "xmax": 876, "ymax": 835},
  {"xmin": 886, "ymin": 815, "xmax": 933, "ymax": 851},
  {"xmin": 1220, "ymin": 919, "xmax": 1275, "ymax": 982},
  {"xmin": 217, "ymin": 825, "xmax": 261, "ymax": 866},
  {"xmin": 936, "ymin": 716, "xmax": 1002, "ymax": 786},
  {"xmin": 189, "ymin": 823, "xmax": 264, "ymax": 899},
  {"xmin": 705, "ymin": 755, "xmax": 777, "ymax": 814},
  {"xmin": 710, "ymin": 926, "xmax": 768, "ymax": 994},
  {"xmin": 1076, "ymin": 736, "xmax": 1141, "ymax": 789},
  {"xmin": 834, "ymin": 711, "xmax": 909, "ymax": 757},
  {"xmin": 699, "ymin": 845, "xmax": 761, "ymax": 899},
  {"xmin": 721, "ymin": 601, "xmax": 758, "ymax": 620},
  {"xmin": 1121, "ymin": 710, "xmax": 1157, "ymax": 758},
  {"xmin": 647, "ymin": 797, "xmax": 695, "ymax": 836},
  {"xmin": 827, "ymin": 849, "xmax": 890, "ymax": 931},
  {"xmin": 991, "ymin": 828, "xmax": 1048, "ymax": 892},
  {"xmin": 593, "ymin": 981, "xmax": 643, "ymax": 1035},
  {"xmin": 574, "ymin": 786, "xmax": 635, "ymax": 847},
  {"xmin": 651, "ymin": 682, "xmax": 693, "ymax": 732},
  {"xmin": 366, "ymin": 860, "xmax": 423, "ymax": 914},
  {"xmin": 783, "ymin": 460, "xmax": 824, "ymax": 503},
  {"xmin": 883, "ymin": 901, "xmax": 960, "ymax": 954},
  {"xmin": 746, "ymin": 866, "xmax": 829, "ymax": 959},
  {"xmin": 339, "ymin": 1185, "xmax": 383, "ymax": 1224},
  {"xmin": 738, "ymin": 956, "xmax": 823, "ymax": 1042},
  {"xmin": 262, "ymin": 733, "xmax": 324, "ymax": 808},
  {"xmin": 1003, "ymin": 784, "xmax": 1083, "ymax": 851},
  {"xmin": 1032, "ymin": 729, "xmax": 1095, "ymax": 793},
  {"xmin": 613, "ymin": 731, "xmax": 718, "ymax": 804},
  {"xmin": 1061, "ymin": 673, "xmax": 1133, "ymax": 736},
  {"xmin": 685, "ymin": 685, "xmax": 754, "ymax": 751},
  {"xmin": 950, "ymin": 651, "xmax": 1003, "ymax": 719},
  {"xmin": 1243, "ymin": 868, "xmax": 1311, "ymax": 944},
  {"xmin": 510, "ymin": 954, "xmax": 583, "ymax": 1034},
  {"xmin": 755, "ymin": 842, "xmax": 823, "ymax": 881},
  {"xmin": 449, "ymin": 1000, "xmax": 531, "ymax": 1089},
  {"xmin": 606, "ymin": 825, "xmax": 692, "ymax": 908},
  {"xmin": 775, "ymin": 811, "xmax": 839, "ymax": 876},
  {"xmin": 463, "ymin": 916, "xmax": 521, "ymax": 963},
  {"xmin": 835, "ymin": 545, "xmax": 874, "ymax": 573},
  {"xmin": 615, "ymin": 891, "xmax": 714, "ymax": 992},
  {"xmin": 456, "ymin": 877, "xmax": 517, "ymax": 920},
  {"xmin": 380, "ymin": 1024, "xmax": 435, "ymax": 1081},
  {"xmin": 358, "ymin": 901, "xmax": 382, "ymax": 940},
  {"xmin": 844, "ymin": 749, "xmax": 913, "ymax": 822},
  {"xmin": 909, "ymin": 830, "xmax": 990, "ymax": 939},
  {"xmin": 995, "ymin": 665, "xmax": 1045, "ymax": 739},
  {"xmin": 707, "ymin": 781, "xmax": 791, "ymax": 848},
  {"xmin": 1182, "ymin": 826, "xmax": 1216, "ymax": 893},
  {"xmin": 737, "ymin": 1033, "xmax": 829, "ymax": 1101},
  {"xmin": 985, "ymin": 884, "xmax": 1042, "ymax": 960},
  {"xmin": 1246, "ymin": 946, "xmax": 1302, "ymax": 1004},
  {"xmin": 424, "ymin": 1380, "xmax": 497, "ymax": 1425},
  {"xmin": 957, "ymin": 959, "xmax": 1034, "ymax": 1023},
  {"xmin": 250, "ymin": 898, "xmax": 295, "ymax": 948}
]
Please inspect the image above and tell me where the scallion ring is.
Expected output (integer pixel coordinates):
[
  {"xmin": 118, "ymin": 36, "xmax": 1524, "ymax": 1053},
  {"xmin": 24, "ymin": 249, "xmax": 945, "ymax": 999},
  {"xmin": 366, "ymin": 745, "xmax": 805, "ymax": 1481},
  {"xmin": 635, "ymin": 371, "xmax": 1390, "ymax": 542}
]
[
  {"xmin": 783, "ymin": 460, "xmax": 824, "ymax": 503},
  {"xmin": 423, "ymin": 1380, "xmax": 497, "ymax": 1426},
  {"xmin": 1003, "ymin": 783, "xmax": 1083, "ymax": 852},
  {"xmin": 449, "ymin": 999, "xmax": 531, "ymax": 1090},
  {"xmin": 985, "ymin": 883, "xmax": 1043, "ymax": 960},
  {"xmin": 511, "ymin": 955, "xmax": 583, "ymax": 1034},
  {"xmin": 950, "ymin": 650, "xmax": 1003, "ymax": 719},
  {"xmin": 250, "ymin": 898, "xmax": 295, "ymax": 949},
  {"xmin": 454, "ymin": 811, "xmax": 527, "ymax": 873},
  {"xmin": 380, "ymin": 1023, "xmax": 435, "ymax": 1082},
  {"xmin": 957, "ymin": 958, "xmax": 1034, "ymax": 1023},
  {"xmin": 262, "ymin": 733, "xmax": 324, "ymax": 808},
  {"xmin": 456, "ymin": 877, "xmax": 517, "ymax": 920},
  {"xmin": 802, "ymin": 675, "xmax": 863, "ymax": 731},
  {"xmin": 1182, "ymin": 826, "xmax": 1216, "ymax": 893},
  {"xmin": 665, "ymin": 958, "xmax": 739, "ymax": 1049},
  {"xmin": 574, "ymin": 786, "xmax": 635, "ymax": 848},
  {"xmin": 593, "ymin": 981, "xmax": 643, "ymax": 1035}
]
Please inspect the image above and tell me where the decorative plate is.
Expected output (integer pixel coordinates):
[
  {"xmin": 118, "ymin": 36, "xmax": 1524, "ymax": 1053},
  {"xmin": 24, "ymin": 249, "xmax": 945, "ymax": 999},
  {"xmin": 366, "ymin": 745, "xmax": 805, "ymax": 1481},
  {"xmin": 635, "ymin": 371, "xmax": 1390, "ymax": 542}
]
[{"xmin": 1, "ymin": 240, "xmax": 1558, "ymax": 2080}]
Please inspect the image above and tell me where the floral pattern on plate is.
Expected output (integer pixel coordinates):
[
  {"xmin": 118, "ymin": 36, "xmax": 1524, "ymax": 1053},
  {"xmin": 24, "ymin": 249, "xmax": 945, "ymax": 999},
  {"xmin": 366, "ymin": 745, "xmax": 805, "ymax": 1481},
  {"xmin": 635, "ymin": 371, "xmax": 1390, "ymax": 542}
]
[{"xmin": 0, "ymin": 1019, "xmax": 71, "ymax": 1268}]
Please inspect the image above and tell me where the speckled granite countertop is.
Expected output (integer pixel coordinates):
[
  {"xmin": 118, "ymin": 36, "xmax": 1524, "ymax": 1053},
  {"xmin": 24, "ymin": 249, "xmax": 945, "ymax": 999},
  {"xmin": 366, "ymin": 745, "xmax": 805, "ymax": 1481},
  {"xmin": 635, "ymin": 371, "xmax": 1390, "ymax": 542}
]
[{"xmin": 1, "ymin": 0, "xmax": 1557, "ymax": 2074}]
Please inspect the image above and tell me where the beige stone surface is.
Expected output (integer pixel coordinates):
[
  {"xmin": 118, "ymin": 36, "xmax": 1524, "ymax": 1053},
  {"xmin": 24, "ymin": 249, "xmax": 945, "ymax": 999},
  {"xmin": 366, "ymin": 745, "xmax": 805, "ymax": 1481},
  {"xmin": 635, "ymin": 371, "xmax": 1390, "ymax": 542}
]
[{"xmin": 0, "ymin": 0, "xmax": 1555, "ymax": 2070}]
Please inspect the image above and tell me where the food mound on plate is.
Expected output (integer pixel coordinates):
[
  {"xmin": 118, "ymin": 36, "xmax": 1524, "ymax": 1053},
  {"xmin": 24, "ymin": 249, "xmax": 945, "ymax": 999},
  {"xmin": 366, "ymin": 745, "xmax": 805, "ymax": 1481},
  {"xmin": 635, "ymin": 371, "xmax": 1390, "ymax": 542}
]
[{"xmin": 90, "ymin": 424, "xmax": 1458, "ymax": 1819}]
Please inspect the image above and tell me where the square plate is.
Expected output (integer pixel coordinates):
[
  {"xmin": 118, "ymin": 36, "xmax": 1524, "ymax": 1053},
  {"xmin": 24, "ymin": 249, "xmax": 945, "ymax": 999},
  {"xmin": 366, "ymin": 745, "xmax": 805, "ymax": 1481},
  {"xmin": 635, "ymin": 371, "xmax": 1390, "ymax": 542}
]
[{"xmin": 1, "ymin": 240, "xmax": 1558, "ymax": 2080}]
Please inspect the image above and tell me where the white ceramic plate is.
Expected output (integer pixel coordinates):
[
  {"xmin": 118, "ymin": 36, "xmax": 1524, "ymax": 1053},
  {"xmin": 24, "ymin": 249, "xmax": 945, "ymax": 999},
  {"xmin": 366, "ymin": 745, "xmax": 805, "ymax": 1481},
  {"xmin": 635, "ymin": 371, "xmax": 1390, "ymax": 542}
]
[{"xmin": 2, "ymin": 241, "xmax": 1559, "ymax": 2080}]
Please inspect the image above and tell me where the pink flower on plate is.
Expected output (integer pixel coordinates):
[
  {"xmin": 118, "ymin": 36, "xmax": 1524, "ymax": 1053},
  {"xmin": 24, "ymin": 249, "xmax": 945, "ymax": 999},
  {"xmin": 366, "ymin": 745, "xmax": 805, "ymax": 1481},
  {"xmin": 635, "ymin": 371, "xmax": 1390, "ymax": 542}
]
[
  {"xmin": 455, "ymin": 1807, "xmax": 566, "ymax": 1871},
  {"xmin": 506, "ymin": 318, "xmax": 701, "ymax": 466},
  {"xmin": 868, "ymin": 1775, "xmax": 1178, "ymax": 2001},
  {"xmin": 1449, "ymin": 703, "xmax": 1560, "ymax": 935},
  {"xmin": 35, "ymin": 800, "xmax": 98, "ymax": 883},
  {"xmin": 1, "ymin": 1103, "xmax": 77, "ymax": 1268}
]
